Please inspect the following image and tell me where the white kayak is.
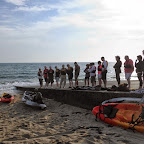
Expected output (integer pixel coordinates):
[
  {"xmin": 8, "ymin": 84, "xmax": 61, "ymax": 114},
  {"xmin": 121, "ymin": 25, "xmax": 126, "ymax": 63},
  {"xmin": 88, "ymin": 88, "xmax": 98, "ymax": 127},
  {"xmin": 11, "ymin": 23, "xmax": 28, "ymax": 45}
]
[
  {"xmin": 102, "ymin": 97, "xmax": 143, "ymax": 105},
  {"xmin": 22, "ymin": 91, "xmax": 47, "ymax": 110}
]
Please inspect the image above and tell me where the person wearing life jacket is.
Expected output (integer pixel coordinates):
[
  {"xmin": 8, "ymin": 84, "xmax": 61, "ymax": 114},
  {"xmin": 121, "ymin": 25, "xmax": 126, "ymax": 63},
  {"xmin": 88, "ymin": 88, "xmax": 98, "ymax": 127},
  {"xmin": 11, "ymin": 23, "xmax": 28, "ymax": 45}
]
[
  {"xmin": 88, "ymin": 62, "xmax": 96, "ymax": 86},
  {"xmin": 37, "ymin": 68, "xmax": 43, "ymax": 88},
  {"xmin": 84, "ymin": 64, "xmax": 90, "ymax": 86},
  {"xmin": 74, "ymin": 62, "xmax": 80, "ymax": 86},
  {"xmin": 60, "ymin": 65, "xmax": 67, "ymax": 88},
  {"xmin": 48, "ymin": 66, "xmax": 54, "ymax": 88},
  {"xmin": 66, "ymin": 64, "xmax": 73, "ymax": 88},
  {"xmin": 43, "ymin": 66, "xmax": 49, "ymax": 88},
  {"xmin": 98, "ymin": 61, "xmax": 102, "ymax": 86},
  {"xmin": 101, "ymin": 57, "xmax": 108, "ymax": 88},
  {"xmin": 55, "ymin": 66, "xmax": 61, "ymax": 87},
  {"xmin": 124, "ymin": 55, "xmax": 134, "ymax": 89},
  {"xmin": 135, "ymin": 55, "xmax": 144, "ymax": 89},
  {"xmin": 113, "ymin": 56, "xmax": 122, "ymax": 86}
]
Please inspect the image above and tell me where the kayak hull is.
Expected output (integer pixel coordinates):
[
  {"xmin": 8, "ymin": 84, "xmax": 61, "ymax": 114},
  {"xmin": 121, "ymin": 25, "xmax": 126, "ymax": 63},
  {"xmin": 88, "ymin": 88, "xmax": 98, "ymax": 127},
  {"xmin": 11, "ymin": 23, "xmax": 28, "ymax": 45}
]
[
  {"xmin": 92, "ymin": 103, "xmax": 144, "ymax": 133},
  {"xmin": 0, "ymin": 93, "xmax": 14, "ymax": 103}
]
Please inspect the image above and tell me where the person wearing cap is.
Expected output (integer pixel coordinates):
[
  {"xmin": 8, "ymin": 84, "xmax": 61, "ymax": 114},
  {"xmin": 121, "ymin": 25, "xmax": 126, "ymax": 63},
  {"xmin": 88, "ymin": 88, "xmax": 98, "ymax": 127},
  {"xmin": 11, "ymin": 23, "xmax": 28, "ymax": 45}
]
[
  {"xmin": 124, "ymin": 55, "xmax": 134, "ymax": 89},
  {"xmin": 135, "ymin": 55, "xmax": 144, "ymax": 89},
  {"xmin": 74, "ymin": 62, "xmax": 80, "ymax": 86},
  {"xmin": 113, "ymin": 56, "xmax": 122, "ymax": 86},
  {"xmin": 88, "ymin": 63, "xmax": 96, "ymax": 86}
]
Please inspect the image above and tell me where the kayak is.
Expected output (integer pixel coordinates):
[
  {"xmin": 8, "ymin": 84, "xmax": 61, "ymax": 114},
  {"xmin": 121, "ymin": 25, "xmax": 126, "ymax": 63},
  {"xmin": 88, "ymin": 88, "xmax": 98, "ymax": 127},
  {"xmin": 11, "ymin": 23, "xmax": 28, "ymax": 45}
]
[
  {"xmin": 92, "ymin": 103, "xmax": 144, "ymax": 133},
  {"xmin": 102, "ymin": 97, "xmax": 142, "ymax": 105},
  {"xmin": 22, "ymin": 91, "xmax": 46, "ymax": 110},
  {"xmin": 0, "ymin": 93, "xmax": 14, "ymax": 103}
]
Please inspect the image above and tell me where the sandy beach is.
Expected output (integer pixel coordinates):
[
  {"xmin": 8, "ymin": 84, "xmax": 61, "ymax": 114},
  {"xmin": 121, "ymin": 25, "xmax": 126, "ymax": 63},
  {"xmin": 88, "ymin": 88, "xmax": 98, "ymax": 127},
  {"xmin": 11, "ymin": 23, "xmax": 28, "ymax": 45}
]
[
  {"xmin": 0, "ymin": 91, "xmax": 144, "ymax": 144},
  {"xmin": 0, "ymin": 80, "xmax": 144, "ymax": 144}
]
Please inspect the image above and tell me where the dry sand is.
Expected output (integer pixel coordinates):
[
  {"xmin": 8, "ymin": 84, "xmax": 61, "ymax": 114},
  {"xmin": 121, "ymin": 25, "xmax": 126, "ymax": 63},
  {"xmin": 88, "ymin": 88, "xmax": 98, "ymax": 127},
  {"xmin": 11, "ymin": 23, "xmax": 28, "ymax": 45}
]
[{"xmin": 0, "ymin": 94, "xmax": 144, "ymax": 144}]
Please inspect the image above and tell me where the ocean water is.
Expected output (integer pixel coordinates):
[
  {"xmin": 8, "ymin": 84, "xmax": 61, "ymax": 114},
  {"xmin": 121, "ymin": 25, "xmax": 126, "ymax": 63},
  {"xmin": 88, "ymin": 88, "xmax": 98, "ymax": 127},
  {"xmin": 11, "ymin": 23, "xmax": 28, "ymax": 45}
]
[{"xmin": 0, "ymin": 62, "xmax": 137, "ymax": 95}]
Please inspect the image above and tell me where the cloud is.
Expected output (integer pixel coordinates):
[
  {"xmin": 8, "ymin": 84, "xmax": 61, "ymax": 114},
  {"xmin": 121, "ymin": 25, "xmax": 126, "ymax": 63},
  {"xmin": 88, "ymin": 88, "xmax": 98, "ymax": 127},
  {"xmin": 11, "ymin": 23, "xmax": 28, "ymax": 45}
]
[
  {"xmin": 5, "ymin": 0, "xmax": 26, "ymax": 5},
  {"xmin": 14, "ymin": 6, "xmax": 51, "ymax": 12}
]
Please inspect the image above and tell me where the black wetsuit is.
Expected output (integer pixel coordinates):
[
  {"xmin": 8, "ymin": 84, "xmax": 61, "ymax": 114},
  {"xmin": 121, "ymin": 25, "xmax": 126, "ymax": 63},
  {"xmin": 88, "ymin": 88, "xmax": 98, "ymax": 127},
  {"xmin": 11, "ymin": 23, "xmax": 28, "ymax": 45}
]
[{"xmin": 113, "ymin": 60, "xmax": 122, "ymax": 85}]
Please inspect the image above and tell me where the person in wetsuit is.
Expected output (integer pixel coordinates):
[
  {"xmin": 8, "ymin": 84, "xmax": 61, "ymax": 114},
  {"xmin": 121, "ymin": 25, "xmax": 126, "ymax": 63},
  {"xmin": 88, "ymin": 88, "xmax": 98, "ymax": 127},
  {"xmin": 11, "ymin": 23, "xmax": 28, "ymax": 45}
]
[
  {"xmin": 135, "ymin": 55, "xmax": 144, "ymax": 89},
  {"xmin": 48, "ymin": 66, "xmax": 54, "ymax": 88},
  {"xmin": 38, "ymin": 68, "xmax": 43, "ymax": 88},
  {"xmin": 98, "ymin": 61, "xmax": 102, "ymax": 86},
  {"xmin": 66, "ymin": 64, "xmax": 73, "ymax": 88},
  {"xmin": 55, "ymin": 66, "xmax": 61, "ymax": 87},
  {"xmin": 113, "ymin": 56, "xmax": 122, "ymax": 86},
  {"xmin": 43, "ymin": 66, "xmax": 49, "ymax": 88},
  {"xmin": 74, "ymin": 62, "xmax": 80, "ymax": 86}
]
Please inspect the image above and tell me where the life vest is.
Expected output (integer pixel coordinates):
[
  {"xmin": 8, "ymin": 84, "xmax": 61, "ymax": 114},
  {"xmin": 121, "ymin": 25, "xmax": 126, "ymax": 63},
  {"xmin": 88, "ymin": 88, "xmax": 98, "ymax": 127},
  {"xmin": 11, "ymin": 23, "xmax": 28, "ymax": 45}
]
[{"xmin": 98, "ymin": 65, "xmax": 102, "ymax": 74}]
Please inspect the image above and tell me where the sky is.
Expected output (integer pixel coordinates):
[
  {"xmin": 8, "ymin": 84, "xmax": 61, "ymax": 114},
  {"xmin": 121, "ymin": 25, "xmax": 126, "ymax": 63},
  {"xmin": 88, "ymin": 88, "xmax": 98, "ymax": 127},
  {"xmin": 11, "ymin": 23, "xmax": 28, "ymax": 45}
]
[{"xmin": 0, "ymin": 0, "xmax": 144, "ymax": 63}]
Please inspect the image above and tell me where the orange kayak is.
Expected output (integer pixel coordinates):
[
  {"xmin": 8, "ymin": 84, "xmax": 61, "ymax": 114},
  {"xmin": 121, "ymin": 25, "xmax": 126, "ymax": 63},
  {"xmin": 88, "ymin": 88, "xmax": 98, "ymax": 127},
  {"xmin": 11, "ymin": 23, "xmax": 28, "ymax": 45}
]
[
  {"xmin": 0, "ymin": 93, "xmax": 14, "ymax": 103},
  {"xmin": 92, "ymin": 103, "xmax": 144, "ymax": 133}
]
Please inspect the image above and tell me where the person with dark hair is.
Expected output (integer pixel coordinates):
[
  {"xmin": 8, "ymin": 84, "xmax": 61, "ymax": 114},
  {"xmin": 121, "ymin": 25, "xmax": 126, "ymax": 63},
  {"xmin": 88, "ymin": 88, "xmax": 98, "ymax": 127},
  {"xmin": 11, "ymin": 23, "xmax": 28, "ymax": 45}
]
[
  {"xmin": 74, "ymin": 62, "xmax": 80, "ymax": 86},
  {"xmin": 113, "ymin": 56, "xmax": 122, "ymax": 86},
  {"xmin": 67, "ymin": 64, "xmax": 73, "ymax": 88},
  {"xmin": 55, "ymin": 66, "xmax": 60, "ymax": 87},
  {"xmin": 84, "ymin": 64, "xmax": 90, "ymax": 86},
  {"xmin": 101, "ymin": 57, "xmax": 108, "ymax": 88},
  {"xmin": 43, "ymin": 66, "xmax": 49, "ymax": 88},
  {"xmin": 124, "ymin": 55, "xmax": 134, "ymax": 89},
  {"xmin": 98, "ymin": 61, "xmax": 102, "ymax": 86},
  {"xmin": 135, "ymin": 55, "xmax": 144, "ymax": 89},
  {"xmin": 60, "ymin": 65, "xmax": 67, "ymax": 88},
  {"xmin": 38, "ymin": 68, "xmax": 43, "ymax": 88},
  {"xmin": 48, "ymin": 66, "xmax": 54, "ymax": 88},
  {"xmin": 88, "ymin": 63, "xmax": 96, "ymax": 86}
]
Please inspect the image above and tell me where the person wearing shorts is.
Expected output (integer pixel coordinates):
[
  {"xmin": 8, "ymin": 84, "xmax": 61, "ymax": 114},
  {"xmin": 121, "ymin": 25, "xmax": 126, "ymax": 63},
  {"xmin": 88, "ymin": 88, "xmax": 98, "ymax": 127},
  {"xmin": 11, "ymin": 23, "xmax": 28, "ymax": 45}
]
[
  {"xmin": 98, "ymin": 61, "xmax": 102, "ymax": 86},
  {"xmin": 101, "ymin": 57, "xmax": 108, "ymax": 88},
  {"xmin": 43, "ymin": 66, "xmax": 49, "ymax": 88},
  {"xmin": 66, "ymin": 64, "xmax": 73, "ymax": 88},
  {"xmin": 48, "ymin": 66, "xmax": 54, "ymax": 88},
  {"xmin": 88, "ymin": 63, "xmax": 96, "ymax": 86},
  {"xmin": 74, "ymin": 62, "xmax": 80, "ymax": 86},
  {"xmin": 60, "ymin": 65, "xmax": 67, "ymax": 88},
  {"xmin": 38, "ymin": 68, "xmax": 43, "ymax": 88},
  {"xmin": 124, "ymin": 55, "xmax": 134, "ymax": 89},
  {"xmin": 84, "ymin": 64, "xmax": 90, "ymax": 86},
  {"xmin": 55, "ymin": 66, "xmax": 60, "ymax": 87}
]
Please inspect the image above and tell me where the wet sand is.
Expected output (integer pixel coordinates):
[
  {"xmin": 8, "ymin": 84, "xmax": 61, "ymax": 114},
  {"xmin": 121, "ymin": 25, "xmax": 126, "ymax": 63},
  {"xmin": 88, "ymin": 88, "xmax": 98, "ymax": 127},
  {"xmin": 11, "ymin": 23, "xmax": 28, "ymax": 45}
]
[{"xmin": 0, "ymin": 94, "xmax": 144, "ymax": 144}]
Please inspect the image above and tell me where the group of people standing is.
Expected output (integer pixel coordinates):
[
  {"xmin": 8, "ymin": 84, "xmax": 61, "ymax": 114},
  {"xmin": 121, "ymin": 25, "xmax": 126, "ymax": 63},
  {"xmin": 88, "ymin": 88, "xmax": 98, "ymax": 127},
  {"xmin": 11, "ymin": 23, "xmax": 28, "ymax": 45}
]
[
  {"xmin": 37, "ymin": 51, "xmax": 144, "ymax": 90},
  {"xmin": 37, "ymin": 62, "xmax": 80, "ymax": 88}
]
